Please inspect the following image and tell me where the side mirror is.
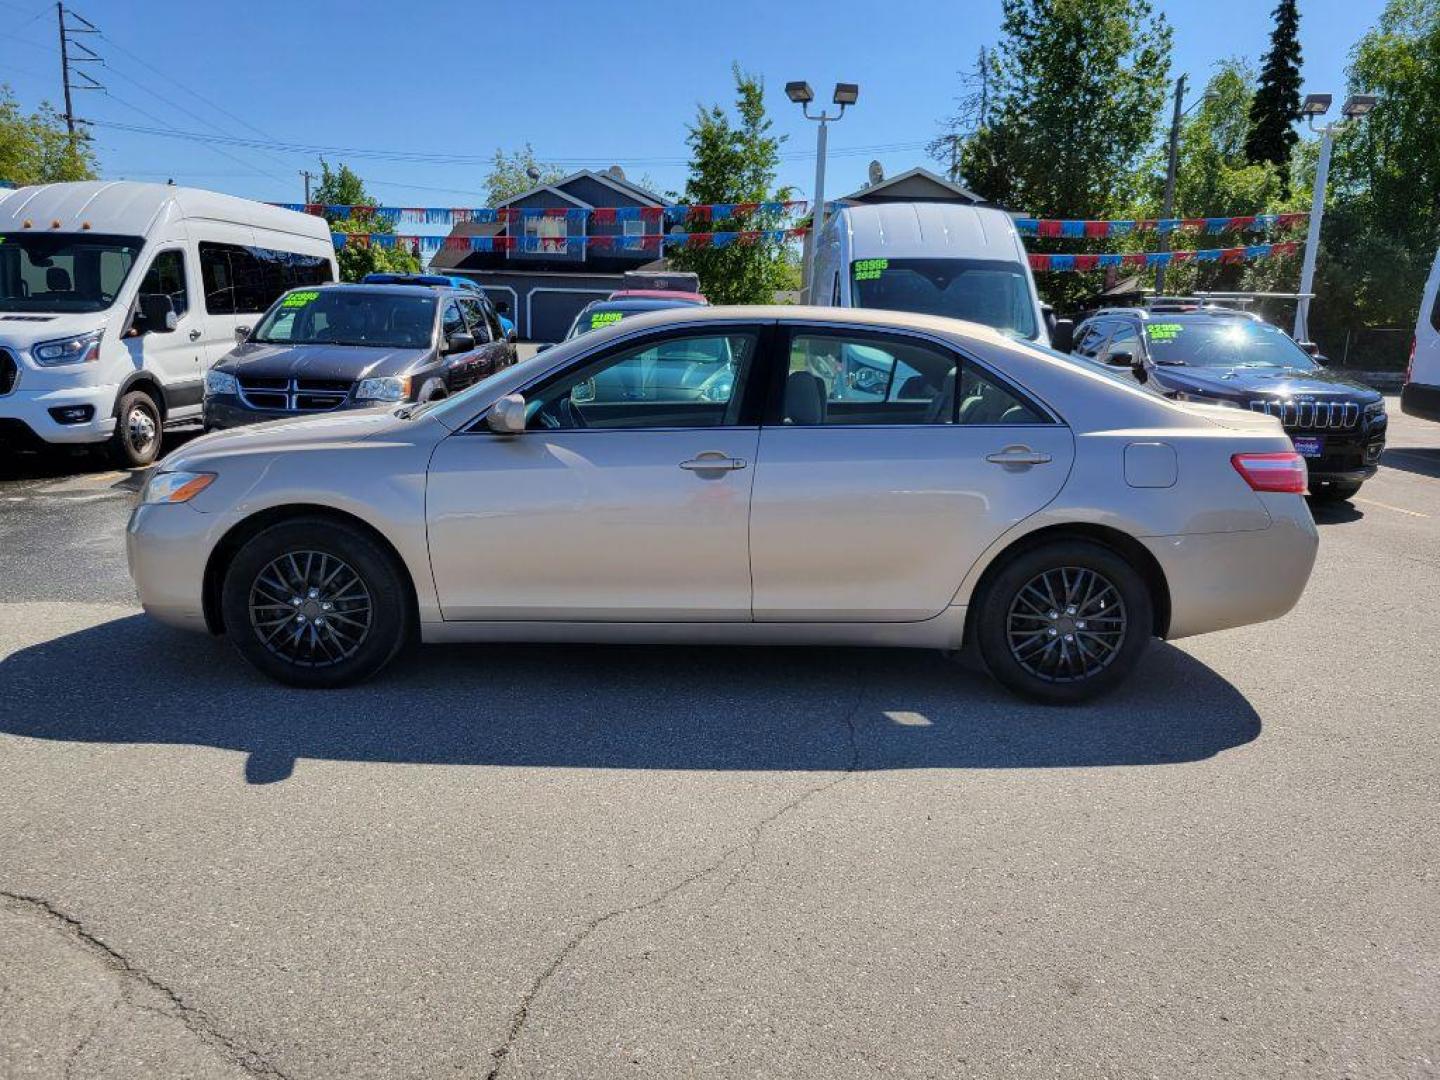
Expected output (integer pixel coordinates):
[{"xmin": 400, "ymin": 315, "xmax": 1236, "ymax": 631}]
[
  {"xmin": 1050, "ymin": 318, "xmax": 1075, "ymax": 354},
  {"xmin": 234, "ymin": 326, "xmax": 251, "ymax": 346},
  {"xmin": 445, "ymin": 332, "xmax": 475, "ymax": 355},
  {"xmin": 1300, "ymin": 340, "xmax": 1320, "ymax": 356},
  {"xmin": 486, "ymin": 393, "xmax": 527, "ymax": 434},
  {"xmin": 138, "ymin": 293, "xmax": 177, "ymax": 334},
  {"xmin": 535, "ymin": 343, "xmax": 552, "ymax": 354},
  {"xmin": 1107, "ymin": 350, "xmax": 1135, "ymax": 367}
]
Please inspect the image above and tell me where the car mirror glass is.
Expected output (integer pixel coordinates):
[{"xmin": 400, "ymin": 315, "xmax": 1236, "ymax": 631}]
[{"xmin": 1107, "ymin": 350, "xmax": 1134, "ymax": 367}]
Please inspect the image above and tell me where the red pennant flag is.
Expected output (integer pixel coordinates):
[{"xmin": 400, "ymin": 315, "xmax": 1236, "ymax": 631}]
[
  {"xmin": 1122, "ymin": 252, "xmax": 1147, "ymax": 266},
  {"xmin": 1083, "ymin": 221, "xmax": 1109, "ymax": 238},
  {"xmin": 688, "ymin": 205, "xmax": 712, "ymax": 223},
  {"xmin": 640, "ymin": 206, "xmax": 664, "ymax": 222},
  {"xmin": 1073, "ymin": 254, "xmax": 1100, "ymax": 270},
  {"xmin": 1037, "ymin": 220, "xmax": 1063, "ymax": 238},
  {"xmin": 1027, "ymin": 253, "xmax": 1051, "ymax": 270},
  {"xmin": 591, "ymin": 207, "xmax": 616, "ymax": 224},
  {"xmin": 1227, "ymin": 216, "xmax": 1256, "ymax": 231},
  {"xmin": 686, "ymin": 232, "xmax": 713, "ymax": 248}
]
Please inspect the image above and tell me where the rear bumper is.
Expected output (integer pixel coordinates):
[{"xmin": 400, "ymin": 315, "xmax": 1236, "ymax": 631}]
[
  {"xmin": 1401, "ymin": 381, "xmax": 1440, "ymax": 422},
  {"xmin": 1144, "ymin": 493, "xmax": 1318, "ymax": 640}
]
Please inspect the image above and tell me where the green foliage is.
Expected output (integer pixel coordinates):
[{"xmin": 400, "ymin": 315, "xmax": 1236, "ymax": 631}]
[
  {"xmin": 0, "ymin": 85, "xmax": 97, "ymax": 186},
  {"xmin": 959, "ymin": 0, "xmax": 1173, "ymax": 218},
  {"xmin": 484, "ymin": 145, "xmax": 565, "ymax": 206},
  {"xmin": 311, "ymin": 159, "xmax": 420, "ymax": 282},
  {"xmin": 1245, "ymin": 0, "xmax": 1303, "ymax": 181},
  {"xmin": 666, "ymin": 65, "xmax": 794, "ymax": 305}
]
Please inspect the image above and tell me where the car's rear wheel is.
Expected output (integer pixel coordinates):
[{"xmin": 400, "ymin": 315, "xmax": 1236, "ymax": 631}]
[
  {"xmin": 220, "ymin": 518, "xmax": 412, "ymax": 688},
  {"xmin": 974, "ymin": 540, "xmax": 1153, "ymax": 704}
]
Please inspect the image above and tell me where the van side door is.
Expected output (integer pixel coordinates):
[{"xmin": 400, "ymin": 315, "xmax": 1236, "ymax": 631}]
[{"xmin": 125, "ymin": 246, "xmax": 204, "ymax": 416}]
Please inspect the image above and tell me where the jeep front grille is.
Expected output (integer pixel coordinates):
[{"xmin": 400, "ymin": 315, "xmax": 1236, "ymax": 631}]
[{"xmin": 1249, "ymin": 399, "xmax": 1360, "ymax": 429}]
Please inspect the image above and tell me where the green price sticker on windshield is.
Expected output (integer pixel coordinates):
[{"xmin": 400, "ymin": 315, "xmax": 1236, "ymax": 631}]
[
  {"xmin": 1147, "ymin": 322, "xmax": 1183, "ymax": 342},
  {"xmin": 591, "ymin": 311, "xmax": 624, "ymax": 329},
  {"xmin": 281, "ymin": 291, "xmax": 320, "ymax": 308},
  {"xmin": 853, "ymin": 258, "xmax": 889, "ymax": 282}
]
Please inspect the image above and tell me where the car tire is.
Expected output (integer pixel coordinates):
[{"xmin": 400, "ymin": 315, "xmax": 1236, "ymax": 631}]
[
  {"xmin": 220, "ymin": 517, "xmax": 413, "ymax": 689},
  {"xmin": 1309, "ymin": 480, "xmax": 1362, "ymax": 503},
  {"xmin": 110, "ymin": 389, "xmax": 162, "ymax": 468},
  {"xmin": 973, "ymin": 539, "xmax": 1154, "ymax": 705},
  {"xmin": 417, "ymin": 377, "xmax": 448, "ymax": 402}
]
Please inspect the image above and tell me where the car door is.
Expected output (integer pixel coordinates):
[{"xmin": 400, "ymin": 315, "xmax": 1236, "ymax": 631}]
[
  {"xmin": 748, "ymin": 325, "xmax": 1075, "ymax": 622},
  {"xmin": 425, "ymin": 323, "xmax": 768, "ymax": 621},
  {"xmin": 124, "ymin": 246, "xmax": 205, "ymax": 416},
  {"xmin": 459, "ymin": 296, "xmax": 509, "ymax": 382}
]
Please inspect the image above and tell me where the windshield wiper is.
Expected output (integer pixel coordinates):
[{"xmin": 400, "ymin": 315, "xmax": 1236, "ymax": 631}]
[{"xmin": 1153, "ymin": 357, "xmax": 1187, "ymax": 366}]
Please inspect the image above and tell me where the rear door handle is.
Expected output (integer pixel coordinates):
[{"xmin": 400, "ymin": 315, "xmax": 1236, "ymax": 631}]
[
  {"xmin": 986, "ymin": 446, "xmax": 1052, "ymax": 466},
  {"xmin": 680, "ymin": 453, "xmax": 747, "ymax": 472}
]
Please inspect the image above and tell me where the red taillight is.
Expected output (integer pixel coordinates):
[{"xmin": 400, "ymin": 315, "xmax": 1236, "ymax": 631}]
[{"xmin": 1232, "ymin": 451, "xmax": 1308, "ymax": 494}]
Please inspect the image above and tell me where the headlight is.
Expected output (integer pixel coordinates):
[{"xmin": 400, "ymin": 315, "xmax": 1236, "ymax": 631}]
[
  {"xmin": 355, "ymin": 375, "xmax": 410, "ymax": 402},
  {"xmin": 32, "ymin": 330, "xmax": 103, "ymax": 367},
  {"xmin": 1364, "ymin": 400, "xmax": 1386, "ymax": 420},
  {"xmin": 141, "ymin": 470, "xmax": 216, "ymax": 505},
  {"xmin": 1174, "ymin": 392, "xmax": 1240, "ymax": 408},
  {"xmin": 205, "ymin": 369, "xmax": 239, "ymax": 396}
]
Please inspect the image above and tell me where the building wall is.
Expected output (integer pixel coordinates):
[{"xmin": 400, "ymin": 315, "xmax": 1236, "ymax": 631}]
[{"xmin": 443, "ymin": 269, "xmax": 627, "ymax": 342}]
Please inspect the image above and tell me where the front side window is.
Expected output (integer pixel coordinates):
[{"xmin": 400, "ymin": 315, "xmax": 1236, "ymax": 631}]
[
  {"xmin": 1100, "ymin": 324, "xmax": 1141, "ymax": 365},
  {"xmin": 137, "ymin": 249, "xmax": 189, "ymax": 319},
  {"xmin": 783, "ymin": 331, "xmax": 1045, "ymax": 426},
  {"xmin": 251, "ymin": 290, "xmax": 436, "ymax": 349},
  {"xmin": 1072, "ymin": 321, "xmax": 1110, "ymax": 358},
  {"xmin": 526, "ymin": 331, "xmax": 756, "ymax": 430},
  {"xmin": 0, "ymin": 232, "xmax": 144, "ymax": 313},
  {"xmin": 850, "ymin": 257, "xmax": 1039, "ymax": 340},
  {"xmin": 441, "ymin": 300, "xmax": 467, "ymax": 341},
  {"xmin": 458, "ymin": 297, "xmax": 491, "ymax": 342}
]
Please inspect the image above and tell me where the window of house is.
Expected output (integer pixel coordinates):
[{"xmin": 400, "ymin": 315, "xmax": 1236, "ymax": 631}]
[
  {"xmin": 622, "ymin": 219, "xmax": 647, "ymax": 237},
  {"xmin": 522, "ymin": 216, "xmax": 569, "ymax": 253}
]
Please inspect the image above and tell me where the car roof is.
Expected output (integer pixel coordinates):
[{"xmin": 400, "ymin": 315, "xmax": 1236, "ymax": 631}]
[
  {"xmin": 289, "ymin": 282, "xmax": 448, "ymax": 299},
  {"xmin": 836, "ymin": 202, "xmax": 1023, "ymax": 259},
  {"xmin": 1083, "ymin": 306, "xmax": 1262, "ymax": 324},
  {"xmin": 608, "ymin": 289, "xmax": 708, "ymax": 303},
  {"xmin": 582, "ymin": 298, "xmax": 697, "ymax": 313}
]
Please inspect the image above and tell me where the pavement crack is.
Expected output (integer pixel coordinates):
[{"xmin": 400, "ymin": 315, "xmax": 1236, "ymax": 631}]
[
  {"xmin": 485, "ymin": 673, "xmax": 866, "ymax": 1080},
  {"xmin": 0, "ymin": 890, "xmax": 295, "ymax": 1080}
]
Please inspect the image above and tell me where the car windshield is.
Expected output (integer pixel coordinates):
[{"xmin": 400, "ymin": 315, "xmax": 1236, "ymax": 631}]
[
  {"xmin": 1144, "ymin": 318, "xmax": 1318, "ymax": 369},
  {"xmin": 0, "ymin": 232, "xmax": 144, "ymax": 313},
  {"xmin": 567, "ymin": 302, "xmax": 676, "ymax": 339},
  {"xmin": 252, "ymin": 290, "xmax": 436, "ymax": 348},
  {"xmin": 850, "ymin": 257, "xmax": 1039, "ymax": 340}
]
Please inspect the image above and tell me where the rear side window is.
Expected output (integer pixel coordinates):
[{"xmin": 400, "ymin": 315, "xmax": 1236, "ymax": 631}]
[{"xmin": 200, "ymin": 242, "xmax": 333, "ymax": 315}]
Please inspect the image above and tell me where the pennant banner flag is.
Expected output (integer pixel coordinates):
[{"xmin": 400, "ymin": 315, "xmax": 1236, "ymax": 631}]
[
  {"xmin": 1015, "ymin": 212, "xmax": 1308, "ymax": 238},
  {"xmin": 285, "ymin": 201, "xmax": 807, "ymax": 226},
  {"xmin": 331, "ymin": 229, "xmax": 809, "ymax": 253},
  {"xmin": 1026, "ymin": 242, "xmax": 1301, "ymax": 272}
]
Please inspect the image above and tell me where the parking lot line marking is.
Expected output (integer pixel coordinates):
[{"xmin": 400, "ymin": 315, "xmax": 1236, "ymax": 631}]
[{"xmin": 1354, "ymin": 497, "xmax": 1431, "ymax": 519}]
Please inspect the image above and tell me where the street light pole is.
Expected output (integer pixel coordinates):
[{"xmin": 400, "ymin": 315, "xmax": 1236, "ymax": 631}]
[
  {"xmin": 1292, "ymin": 93, "xmax": 1375, "ymax": 343},
  {"xmin": 787, "ymin": 81, "xmax": 858, "ymax": 304}
]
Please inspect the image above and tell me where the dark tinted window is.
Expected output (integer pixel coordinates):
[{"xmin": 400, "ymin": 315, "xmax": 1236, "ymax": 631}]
[
  {"xmin": 251, "ymin": 290, "xmax": 436, "ymax": 348},
  {"xmin": 200, "ymin": 242, "xmax": 333, "ymax": 315},
  {"xmin": 1072, "ymin": 320, "xmax": 1111, "ymax": 358},
  {"xmin": 441, "ymin": 300, "xmax": 466, "ymax": 341},
  {"xmin": 458, "ymin": 297, "xmax": 491, "ymax": 342},
  {"xmin": 1100, "ymin": 322, "xmax": 1142, "ymax": 364},
  {"xmin": 1144, "ymin": 317, "xmax": 1318, "ymax": 369},
  {"xmin": 0, "ymin": 232, "xmax": 143, "ymax": 314},
  {"xmin": 137, "ymin": 249, "xmax": 188, "ymax": 319},
  {"xmin": 850, "ymin": 257, "xmax": 1038, "ymax": 339}
]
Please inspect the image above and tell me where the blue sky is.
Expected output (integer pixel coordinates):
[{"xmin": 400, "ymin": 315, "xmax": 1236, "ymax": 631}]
[{"xmin": 0, "ymin": 0, "xmax": 1386, "ymax": 213}]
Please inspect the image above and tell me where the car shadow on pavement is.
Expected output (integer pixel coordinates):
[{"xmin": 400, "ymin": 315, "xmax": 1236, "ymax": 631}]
[
  {"xmin": 0, "ymin": 615, "xmax": 1261, "ymax": 784},
  {"xmin": 1381, "ymin": 447, "xmax": 1440, "ymax": 480},
  {"xmin": 1308, "ymin": 499, "xmax": 1364, "ymax": 525}
]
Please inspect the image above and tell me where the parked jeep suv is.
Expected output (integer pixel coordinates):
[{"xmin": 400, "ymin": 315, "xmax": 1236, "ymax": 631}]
[
  {"xmin": 203, "ymin": 284, "xmax": 516, "ymax": 429},
  {"xmin": 1068, "ymin": 304, "xmax": 1387, "ymax": 501}
]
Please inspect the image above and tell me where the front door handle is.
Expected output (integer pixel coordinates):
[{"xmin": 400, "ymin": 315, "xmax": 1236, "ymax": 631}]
[
  {"xmin": 679, "ymin": 453, "xmax": 747, "ymax": 472},
  {"xmin": 188, "ymin": 328, "xmax": 202, "ymax": 341},
  {"xmin": 985, "ymin": 445, "xmax": 1052, "ymax": 466}
]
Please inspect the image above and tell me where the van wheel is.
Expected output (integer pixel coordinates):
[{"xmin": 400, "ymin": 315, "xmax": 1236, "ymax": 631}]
[
  {"xmin": 417, "ymin": 377, "xmax": 448, "ymax": 402},
  {"xmin": 973, "ymin": 540, "xmax": 1153, "ymax": 705},
  {"xmin": 110, "ymin": 389, "xmax": 162, "ymax": 468},
  {"xmin": 220, "ymin": 518, "xmax": 412, "ymax": 688}
]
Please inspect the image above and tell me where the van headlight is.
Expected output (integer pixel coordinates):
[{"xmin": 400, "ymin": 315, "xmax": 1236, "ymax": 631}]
[
  {"xmin": 356, "ymin": 375, "xmax": 410, "ymax": 402},
  {"xmin": 32, "ymin": 330, "xmax": 103, "ymax": 366},
  {"xmin": 141, "ymin": 470, "xmax": 216, "ymax": 505},
  {"xmin": 205, "ymin": 369, "xmax": 239, "ymax": 396}
]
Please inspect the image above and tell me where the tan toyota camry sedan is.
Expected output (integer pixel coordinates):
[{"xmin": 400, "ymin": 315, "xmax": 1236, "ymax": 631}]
[{"xmin": 128, "ymin": 306, "xmax": 1318, "ymax": 703}]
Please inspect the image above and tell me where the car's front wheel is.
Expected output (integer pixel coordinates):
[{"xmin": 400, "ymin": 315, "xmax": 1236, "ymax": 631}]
[
  {"xmin": 220, "ymin": 518, "xmax": 412, "ymax": 688},
  {"xmin": 974, "ymin": 539, "xmax": 1154, "ymax": 704}
]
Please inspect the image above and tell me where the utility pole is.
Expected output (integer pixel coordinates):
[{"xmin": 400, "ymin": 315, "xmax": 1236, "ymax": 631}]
[
  {"xmin": 56, "ymin": 4, "xmax": 101, "ymax": 136},
  {"xmin": 300, "ymin": 169, "xmax": 315, "ymax": 203},
  {"xmin": 1156, "ymin": 73, "xmax": 1186, "ymax": 296}
]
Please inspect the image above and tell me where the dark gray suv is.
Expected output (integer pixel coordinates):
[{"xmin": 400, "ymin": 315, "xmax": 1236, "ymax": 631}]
[{"xmin": 203, "ymin": 283, "xmax": 516, "ymax": 430}]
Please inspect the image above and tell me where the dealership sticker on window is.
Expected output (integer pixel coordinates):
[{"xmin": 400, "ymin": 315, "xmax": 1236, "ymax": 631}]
[
  {"xmin": 1146, "ymin": 322, "xmax": 1184, "ymax": 342},
  {"xmin": 590, "ymin": 311, "xmax": 624, "ymax": 329},
  {"xmin": 281, "ymin": 291, "xmax": 320, "ymax": 308},
  {"xmin": 853, "ymin": 258, "xmax": 889, "ymax": 282}
]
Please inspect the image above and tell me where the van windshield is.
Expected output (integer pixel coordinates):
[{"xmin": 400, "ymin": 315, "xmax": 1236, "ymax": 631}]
[
  {"xmin": 850, "ymin": 257, "xmax": 1038, "ymax": 340},
  {"xmin": 0, "ymin": 233, "xmax": 144, "ymax": 314},
  {"xmin": 252, "ymin": 289, "xmax": 437, "ymax": 349}
]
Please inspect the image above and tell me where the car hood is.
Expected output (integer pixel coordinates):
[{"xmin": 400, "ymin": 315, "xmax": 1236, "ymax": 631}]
[
  {"xmin": 0, "ymin": 311, "xmax": 108, "ymax": 349},
  {"xmin": 1157, "ymin": 364, "xmax": 1382, "ymax": 401},
  {"xmin": 160, "ymin": 407, "xmax": 421, "ymax": 470},
  {"xmin": 216, "ymin": 341, "xmax": 431, "ymax": 381}
]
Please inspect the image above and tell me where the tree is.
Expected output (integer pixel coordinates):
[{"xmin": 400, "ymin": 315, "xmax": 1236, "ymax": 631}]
[
  {"xmin": 484, "ymin": 145, "xmax": 564, "ymax": 206},
  {"xmin": 665, "ymin": 65, "xmax": 794, "ymax": 305},
  {"xmin": 1244, "ymin": 0, "xmax": 1303, "ymax": 184},
  {"xmin": 958, "ymin": 0, "xmax": 1173, "ymax": 218},
  {"xmin": 0, "ymin": 85, "xmax": 96, "ymax": 186},
  {"xmin": 927, "ymin": 47, "xmax": 998, "ymax": 181},
  {"xmin": 311, "ymin": 159, "xmax": 420, "ymax": 281}
]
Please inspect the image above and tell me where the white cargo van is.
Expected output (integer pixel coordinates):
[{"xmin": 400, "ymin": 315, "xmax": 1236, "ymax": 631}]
[
  {"xmin": 0, "ymin": 182, "xmax": 336, "ymax": 465},
  {"xmin": 1402, "ymin": 247, "xmax": 1440, "ymax": 422},
  {"xmin": 811, "ymin": 202, "xmax": 1059, "ymax": 346}
]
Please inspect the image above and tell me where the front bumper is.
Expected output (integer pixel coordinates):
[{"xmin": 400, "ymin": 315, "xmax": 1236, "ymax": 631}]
[
  {"xmin": 126, "ymin": 501, "xmax": 219, "ymax": 632},
  {"xmin": 1144, "ymin": 492, "xmax": 1319, "ymax": 640},
  {"xmin": 1289, "ymin": 424, "xmax": 1386, "ymax": 484},
  {"xmin": 0, "ymin": 385, "xmax": 119, "ymax": 446},
  {"xmin": 203, "ymin": 394, "xmax": 389, "ymax": 431}
]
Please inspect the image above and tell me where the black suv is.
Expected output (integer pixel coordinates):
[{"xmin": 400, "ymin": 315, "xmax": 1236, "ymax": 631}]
[{"xmin": 1067, "ymin": 304, "xmax": 1387, "ymax": 501}]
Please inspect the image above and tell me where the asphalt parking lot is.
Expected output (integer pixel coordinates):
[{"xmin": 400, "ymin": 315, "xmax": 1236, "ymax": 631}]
[{"xmin": 1, "ymin": 401, "xmax": 1437, "ymax": 1079}]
